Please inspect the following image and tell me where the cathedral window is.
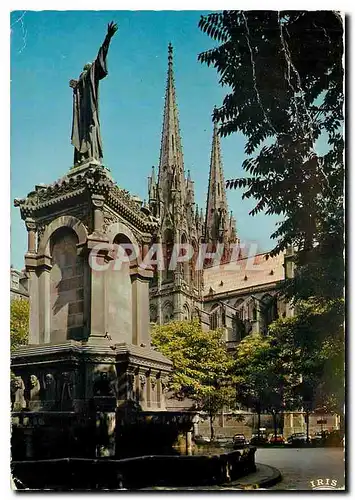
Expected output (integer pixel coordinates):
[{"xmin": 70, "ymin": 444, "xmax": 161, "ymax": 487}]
[{"xmin": 210, "ymin": 304, "xmax": 219, "ymax": 330}]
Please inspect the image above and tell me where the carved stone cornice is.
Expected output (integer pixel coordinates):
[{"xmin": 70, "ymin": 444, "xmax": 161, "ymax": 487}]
[
  {"xmin": 11, "ymin": 341, "xmax": 172, "ymax": 373},
  {"xmin": 14, "ymin": 165, "xmax": 159, "ymax": 235}
]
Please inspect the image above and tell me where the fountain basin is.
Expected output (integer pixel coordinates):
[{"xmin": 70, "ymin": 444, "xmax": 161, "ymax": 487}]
[{"xmin": 12, "ymin": 447, "xmax": 256, "ymax": 490}]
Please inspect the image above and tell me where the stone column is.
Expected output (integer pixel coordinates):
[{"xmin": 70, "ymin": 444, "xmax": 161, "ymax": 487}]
[
  {"xmin": 186, "ymin": 431, "xmax": 193, "ymax": 455},
  {"xmin": 25, "ymin": 218, "xmax": 37, "ymax": 254},
  {"xmin": 37, "ymin": 257, "xmax": 52, "ymax": 344},
  {"xmin": 91, "ymin": 194, "xmax": 105, "ymax": 233},
  {"xmin": 25, "ymin": 254, "xmax": 40, "ymax": 344},
  {"xmin": 130, "ymin": 264, "xmax": 154, "ymax": 347},
  {"xmin": 139, "ymin": 373, "xmax": 147, "ymax": 409},
  {"xmin": 146, "ymin": 371, "xmax": 151, "ymax": 408}
]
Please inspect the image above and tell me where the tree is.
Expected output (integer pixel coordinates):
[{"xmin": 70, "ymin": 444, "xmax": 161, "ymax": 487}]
[
  {"xmin": 234, "ymin": 332, "xmax": 300, "ymax": 440},
  {"xmin": 198, "ymin": 10, "xmax": 344, "ymax": 411},
  {"xmin": 198, "ymin": 10, "xmax": 343, "ymax": 291},
  {"xmin": 151, "ymin": 320, "xmax": 235, "ymax": 440},
  {"xmin": 10, "ymin": 298, "xmax": 29, "ymax": 350},
  {"xmin": 268, "ymin": 301, "xmax": 345, "ymax": 417}
]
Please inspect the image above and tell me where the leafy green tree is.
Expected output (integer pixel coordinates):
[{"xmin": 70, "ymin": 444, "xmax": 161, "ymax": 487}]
[
  {"xmin": 234, "ymin": 332, "xmax": 296, "ymax": 439},
  {"xmin": 10, "ymin": 298, "xmax": 29, "ymax": 350},
  {"xmin": 151, "ymin": 320, "xmax": 235, "ymax": 439},
  {"xmin": 268, "ymin": 301, "xmax": 345, "ymax": 417},
  {"xmin": 198, "ymin": 9, "xmax": 343, "ymax": 296},
  {"xmin": 198, "ymin": 10, "xmax": 344, "ymax": 411}
]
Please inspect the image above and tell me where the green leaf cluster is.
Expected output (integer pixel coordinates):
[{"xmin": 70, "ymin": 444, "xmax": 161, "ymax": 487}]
[
  {"xmin": 151, "ymin": 320, "xmax": 235, "ymax": 411},
  {"xmin": 199, "ymin": 10, "xmax": 344, "ymax": 412},
  {"xmin": 10, "ymin": 298, "xmax": 29, "ymax": 351}
]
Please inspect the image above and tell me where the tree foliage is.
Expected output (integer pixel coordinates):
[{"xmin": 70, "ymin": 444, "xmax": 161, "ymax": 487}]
[
  {"xmin": 199, "ymin": 11, "xmax": 344, "ymax": 411},
  {"xmin": 10, "ymin": 298, "xmax": 29, "ymax": 350},
  {"xmin": 268, "ymin": 301, "xmax": 344, "ymax": 414},
  {"xmin": 151, "ymin": 320, "xmax": 235, "ymax": 438},
  {"xmin": 235, "ymin": 332, "xmax": 299, "ymax": 414},
  {"xmin": 198, "ymin": 10, "xmax": 344, "ymax": 293}
]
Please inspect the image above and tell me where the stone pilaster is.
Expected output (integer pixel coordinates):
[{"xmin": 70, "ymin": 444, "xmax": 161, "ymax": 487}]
[
  {"xmin": 25, "ymin": 217, "xmax": 37, "ymax": 254},
  {"xmin": 130, "ymin": 263, "xmax": 154, "ymax": 347},
  {"xmin": 91, "ymin": 194, "xmax": 105, "ymax": 233},
  {"xmin": 86, "ymin": 235, "xmax": 111, "ymax": 341}
]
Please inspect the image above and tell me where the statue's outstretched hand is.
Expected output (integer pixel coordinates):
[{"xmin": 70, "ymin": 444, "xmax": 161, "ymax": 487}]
[
  {"xmin": 107, "ymin": 21, "xmax": 118, "ymax": 38},
  {"xmin": 69, "ymin": 79, "xmax": 78, "ymax": 89}
]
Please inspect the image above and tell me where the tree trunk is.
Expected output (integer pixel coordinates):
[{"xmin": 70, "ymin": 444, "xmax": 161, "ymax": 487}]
[
  {"xmin": 273, "ymin": 411, "xmax": 278, "ymax": 441},
  {"xmin": 210, "ymin": 414, "xmax": 215, "ymax": 441},
  {"xmin": 257, "ymin": 410, "xmax": 261, "ymax": 440},
  {"xmin": 280, "ymin": 411, "xmax": 284, "ymax": 436}
]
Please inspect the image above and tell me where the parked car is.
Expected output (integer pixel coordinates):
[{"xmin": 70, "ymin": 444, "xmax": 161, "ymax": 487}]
[
  {"xmin": 233, "ymin": 434, "xmax": 248, "ymax": 448},
  {"xmin": 269, "ymin": 434, "xmax": 285, "ymax": 445},
  {"xmin": 311, "ymin": 431, "xmax": 327, "ymax": 445},
  {"xmin": 194, "ymin": 435, "xmax": 211, "ymax": 444},
  {"xmin": 250, "ymin": 432, "xmax": 268, "ymax": 445},
  {"xmin": 286, "ymin": 433, "xmax": 309, "ymax": 446},
  {"xmin": 324, "ymin": 430, "xmax": 344, "ymax": 447},
  {"xmin": 214, "ymin": 435, "xmax": 233, "ymax": 447}
]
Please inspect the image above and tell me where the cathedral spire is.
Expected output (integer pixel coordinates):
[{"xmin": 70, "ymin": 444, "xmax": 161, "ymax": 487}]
[
  {"xmin": 148, "ymin": 166, "xmax": 156, "ymax": 200},
  {"xmin": 205, "ymin": 118, "xmax": 229, "ymax": 243},
  {"xmin": 157, "ymin": 43, "xmax": 185, "ymax": 220}
]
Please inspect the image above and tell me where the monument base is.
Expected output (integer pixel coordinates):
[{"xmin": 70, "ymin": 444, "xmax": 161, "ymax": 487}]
[{"xmin": 11, "ymin": 339, "xmax": 172, "ymax": 460}]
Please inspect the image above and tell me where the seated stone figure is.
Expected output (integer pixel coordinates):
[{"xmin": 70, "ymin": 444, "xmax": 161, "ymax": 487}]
[
  {"xmin": 29, "ymin": 374, "xmax": 41, "ymax": 410},
  {"xmin": 11, "ymin": 375, "xmax": 26, "ymax": 411}
]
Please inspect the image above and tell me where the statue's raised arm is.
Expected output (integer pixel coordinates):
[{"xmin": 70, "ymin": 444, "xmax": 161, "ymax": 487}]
[
  {"xmin": 70, "ymin": 21, "xmax": 118, "ymax": 167},
  {"xmin": 95, "ymin": 22, "xmax": 118, "ymax": 79}
]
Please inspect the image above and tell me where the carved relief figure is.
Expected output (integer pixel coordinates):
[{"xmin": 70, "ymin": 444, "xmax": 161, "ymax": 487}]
[
  {"xmin": 11, "ymin": 376, "xmax": 26, "ymax": 411},
  {"xmin": 60, "ymin": 372, "xmax": 74, "ymax": 410},
  {"xmin": 127, "ymin": 373, "xmax": 135, "ymax": 400},
  {"xmin": 93, "ymin": 371, "xmax": 115, "ymax": 397},
  {"xmin": 43, "ymin": 373, "xmax": 56, "ymax": 402},
  {"xmin": 30, "ymin": 375, "xmax": 41, "ymax": 400}
]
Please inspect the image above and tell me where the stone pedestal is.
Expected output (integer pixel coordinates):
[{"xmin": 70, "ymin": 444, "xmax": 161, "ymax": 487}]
[{"xmin": 12, "ymin": 164, "xmax": 172, "ymax": 460}]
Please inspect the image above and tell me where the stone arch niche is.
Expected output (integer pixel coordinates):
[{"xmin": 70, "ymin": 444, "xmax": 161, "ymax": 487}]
[
  {"xmin": 150, "ymin": 304, "xmax": 158, "ymax": 323},
  {"xmin": 260, "ymin": 293, "xmax": 278, "ymax": 331},
  {"xmin": 190, "ymin": 238, "xmax": 198, "ymax": 289},
  {"xmin": 25, "ymin": 216, "xmax": 89, "ymax": 345},
  {"xmin": 50, "ymin": 227, "xmax": 85, "ymax": 342},
  {"xmin": 183, "ymin": 303, "xmax": 190, "ymax": 321},
  {"xmin": 209, "ymin": 303, "xmax": 220, "ymax": 330},
  {"xmin": 180, "ymin": 233, "xmax": 189, "ymax": 283},
  {"xmin": 38, "ymin": 215, "xmax": 87, "ymax": 257},
  {"xmin": 163, "ymin": 228, "xmax": 174, "ymax": 282},
  {"xmin": 162, "ymin": 301, "xmax": 174, "ymax": 323}
]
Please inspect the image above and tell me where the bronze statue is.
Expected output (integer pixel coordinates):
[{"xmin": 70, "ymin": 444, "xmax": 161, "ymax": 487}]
[{"xmin": 70, "ymin": 22, "xmax": 118, "ymax": 166}]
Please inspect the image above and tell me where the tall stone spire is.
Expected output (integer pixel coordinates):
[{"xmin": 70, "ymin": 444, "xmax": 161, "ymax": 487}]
[
  {"xmin": 147, "ymin": 43, "xmax": 203, "ymax": 326},
  {"xmin": 147, "ymin": 165, "xmax": 158, "ymax": 216},
  {"xmin": 157, "ymin": 43, "xmax": 186, "ymax": 224},
  {"xmin": 205, "ymin": 119, "xmax": 229, "ymax": 244}
]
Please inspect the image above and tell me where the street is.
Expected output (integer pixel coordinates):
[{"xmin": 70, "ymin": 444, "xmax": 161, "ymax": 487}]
[{"xmin": 256, "ymin": 447, "xmax": 345, "ymax": 490}]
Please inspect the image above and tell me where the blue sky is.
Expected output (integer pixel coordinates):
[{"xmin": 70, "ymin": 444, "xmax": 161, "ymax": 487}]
[{"xmin": 11, "ymin": 10, "xmax": 282, "ymax": 269}]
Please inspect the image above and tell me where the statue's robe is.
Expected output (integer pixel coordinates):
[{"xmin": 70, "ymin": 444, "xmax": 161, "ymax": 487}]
[{"xmin": 71, "ymin": 38, "xmax": 110, "ymax": 165}]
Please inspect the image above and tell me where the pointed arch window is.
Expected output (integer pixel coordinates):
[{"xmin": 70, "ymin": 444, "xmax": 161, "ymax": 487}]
[{"xmin": 163, "ymin": 229, "xmax": 174, "ymax": 282}]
